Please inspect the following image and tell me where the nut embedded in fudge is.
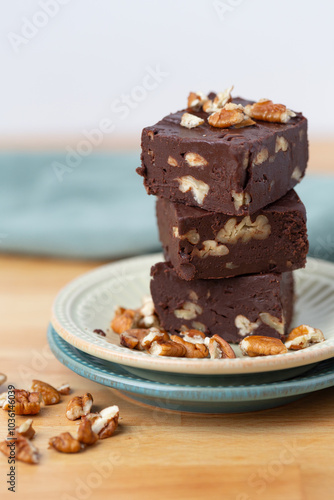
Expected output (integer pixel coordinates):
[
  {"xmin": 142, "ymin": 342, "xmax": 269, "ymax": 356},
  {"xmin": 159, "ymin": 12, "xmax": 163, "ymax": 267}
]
[
  {"xmin": 137, "ymin": 96, "xmax": 308, "ymax": 215},
  {"xmin": 156, "ymin": 189, "xmax": 309, "ymax": 280},
  {"xmin": 150, "ymin": 262, "xmax": 294, "ymax": 344}
]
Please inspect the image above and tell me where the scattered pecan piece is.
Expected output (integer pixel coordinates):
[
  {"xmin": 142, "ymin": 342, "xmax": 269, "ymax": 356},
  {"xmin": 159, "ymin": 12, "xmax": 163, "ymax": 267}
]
[
  {"xmin": 170, "ymin": 335, "xmax": 208, "ymax": 358},
  {"xmin": 0, "ymin": 373, "xmax": 6, "ymax": 386},
  {"xmin": 0, "ymin": 392, "xmax": 7, "ymax": 407},
  {"xmin": 148, "ymin": 339, "xmax": 187, "ymax": 357},
  {"xmin": 0, "ymin": 434, "xmax": 39, "ymax": 464},
  {"xmin": 205, "ymin": 335, "xmax": 236, "ymax": 359},
  {"xmin": 66, "ymin": 393, "xmax": 93, "ymax": 421},
  {"xmin": 187, "ymin": 91, "xmax": 208, "ymax": 111},
  {"xmin": 3, "ymin": 390, "xmax": 42, "ymax": 415},
  {"xmin": 180, "ymin": 329, "xmax": 206, "ymax": 344},
  {"xmin": 31, "ymin": 380, "xmax": 61, "ymax": 405},
  {"xmin": 49, "ymin": 432, "xmax": 83, "ymax": 453},
  {"xmin": 120, "ymin": 328, "xmax": 149, "ymax": 350},
  {"xmin": 244, "ymin": 99, "xmax": 296, "ymax": 123},
  {"xmin": 285, "ymin": 325, "xmax": 325, "ymax": 350},
  {"xmin": 203, "ymin": 86, "xmax": 233, "ymax": 113},
  {"xmin": 86, "ymin": 405, "xmax": 119, "ymax": 439},
  {"xmin": 240, "ymin": 335, "xmax": 288, "ymax": 357},
  {"xmin": 212, "ymin": 86, "xmax": 233, "ymax": 108},
  {"xmin": 16, "ymin": 419, "xmax": 36, "ymax": 440},
  {"xmin": 180, "ymin": 113, "xmax": 205, "ymax": 129},
  {"xmin": 57, "ymin": 383, "xmax": 71, "ymax": 395},
  {"xmin": 208, "ymin": 103, "xmax": 245, "ymax": 128},
  {"xmin": 77, "ymin": 417, "xmax": 99, "ymax": 445},
  {"xmin": 141, "ymin": 328, "xmax": 170, "ymax": 349},
  {"xmin": 111, "ymin": 307, "xmax": 139, "ymax": 334},
  {"xmin": 234, "ymin": 116, "xmax": 256, "ymax": 128}
]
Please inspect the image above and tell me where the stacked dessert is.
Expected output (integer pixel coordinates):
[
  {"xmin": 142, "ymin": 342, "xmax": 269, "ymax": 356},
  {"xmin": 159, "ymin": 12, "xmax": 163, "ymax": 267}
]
[{"xmin": 137, "ymin": 88, "xmax": 309, "ymax": 344}]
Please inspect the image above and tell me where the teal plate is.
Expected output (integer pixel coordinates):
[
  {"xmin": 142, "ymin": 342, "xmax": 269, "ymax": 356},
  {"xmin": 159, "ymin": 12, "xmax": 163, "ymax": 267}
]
[{"xmin": 48, "ymin": 325, "xmax": 334, "ymax": 414}]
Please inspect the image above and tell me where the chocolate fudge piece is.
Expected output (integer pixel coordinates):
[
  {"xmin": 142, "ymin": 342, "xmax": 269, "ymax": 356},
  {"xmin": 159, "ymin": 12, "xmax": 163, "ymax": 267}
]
[
  {"xmin": 157, "ymin": 189, "xmax": 308, "ymax": 280},
  {"xmin": 150, "ymin": 262, "xmax": 294, "ymax": 343},
  {"xmin": 138, "ymin": 97, "xmax": 308, "ymax": 215}
]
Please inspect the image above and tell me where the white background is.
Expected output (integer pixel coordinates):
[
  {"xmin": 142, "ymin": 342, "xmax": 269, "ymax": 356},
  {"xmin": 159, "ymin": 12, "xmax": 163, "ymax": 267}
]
[{"xmin": 0, "ymin": 0, "xmax": 333, "ymax": 142}]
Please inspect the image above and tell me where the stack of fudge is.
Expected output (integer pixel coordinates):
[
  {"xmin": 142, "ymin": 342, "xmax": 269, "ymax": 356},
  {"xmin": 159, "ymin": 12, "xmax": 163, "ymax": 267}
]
[{"xmin": 137, "ymin": 90, "xmax": 309, "ymax": 344}]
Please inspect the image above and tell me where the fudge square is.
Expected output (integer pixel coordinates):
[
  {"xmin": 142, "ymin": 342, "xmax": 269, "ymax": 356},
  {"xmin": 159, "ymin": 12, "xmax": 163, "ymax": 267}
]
[
  {"xmin": 150, "ymin": 262, "xmax": 294, "ymax": 344},
  {"xmin": 156, "ymin": 189, "xmax": 308, "ymax": 280},
  {"xmin": 138, "ymin": 96, "xmax": 308, "ymax": 215}
]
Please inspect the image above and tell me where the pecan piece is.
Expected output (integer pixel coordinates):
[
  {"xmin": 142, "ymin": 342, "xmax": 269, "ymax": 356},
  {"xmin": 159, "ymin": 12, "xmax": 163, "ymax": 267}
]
[
  {"xmin": 86, "ymin": 405, "xmax": 119, "ymax": 439},
  {"xmin": 111, "ymin": 307, "xmax": 139, "ymax": 334},
  {"xmin": 66, "ymin": 393, "xmax": 93, "ymax": 421},
  {"xmin": 57, "ymin": 383, "xmax": 71, "ymax": 395},
  {"xmin": 3, "ymin": 390, "xmax": 42, "ymax": 415},
  {"xmin": 77, "ymin": 417, "xmax": 99, "ymax": 445},
  {"xmin": 240, "ymin": 335, "xmax": 288, "ymax": 357},
  {"xmin": 49, "ymin": 432, "xmax": 83, "ymax": 453},
  {"xmin": 0, "ymin": 373, "xmax": 6, "ymax": 386},
  {"xmin": 205, "ymin": 335, "xmax": 236, "ymax": 359},
  {"xmin": 141, "ymin": 327, "xmax": 170, "ymax": 349},
  {"xmin": 120, "ymin": 328, "xmax": 149, "ymax": 350},
  {"xmin": 148, "ymin": 339, "xmax": 187, "ymax": 357},
  {"xmin": 187, "ymin": 91, "xmax": 208, "ymax": 111},
  {"xmin": 180, "ymin": 329, "xmax": 206, "ymax": 344},
  {"xmin": 180, "ymin": 113, "xmax": 204, "ymax": 129},
  {"xmin": 0, "ymin": 434, "xmax": 39, "ymax": 464},
  {"xmin": 16, "ymin": 419, "xmax": 36, "ymax": 440},
  {"xmin": 31, "ymin": 380, "xmax": 61, "ymax": 405},
  {"xmin": 208, "ymin": 103, "xmax": 245, "ymax": 128},
  {"xmin": 170, "ymin": 335, "xmax": 208, "ymax": 358},
  {"xmin": 244, "ymin": 99, "xmax": 296, "ymax": 123},
  {"xmin": 285, "ymin": 325, "xmax": 325, "ymax": 350}
]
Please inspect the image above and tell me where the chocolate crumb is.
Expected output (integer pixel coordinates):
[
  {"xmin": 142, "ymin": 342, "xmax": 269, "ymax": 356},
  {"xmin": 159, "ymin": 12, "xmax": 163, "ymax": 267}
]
[{"xmin": 93, "ymin": 329, "xmax": 106, "ymax": 337}]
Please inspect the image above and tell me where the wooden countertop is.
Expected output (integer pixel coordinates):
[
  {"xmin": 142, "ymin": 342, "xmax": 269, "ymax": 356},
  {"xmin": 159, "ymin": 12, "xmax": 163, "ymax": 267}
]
[{"xmin": 0, "ymin": 255, "xmax": 334, "ymax": 500}]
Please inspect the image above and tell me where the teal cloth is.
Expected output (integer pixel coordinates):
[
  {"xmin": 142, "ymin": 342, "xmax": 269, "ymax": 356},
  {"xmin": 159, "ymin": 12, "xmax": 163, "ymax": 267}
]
[{"xmin": 0, "ymin": 152, "xmax": 333, "ymax": 261}]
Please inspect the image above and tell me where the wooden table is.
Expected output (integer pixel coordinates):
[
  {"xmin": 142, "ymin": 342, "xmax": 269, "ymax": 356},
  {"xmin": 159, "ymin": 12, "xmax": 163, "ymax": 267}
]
[{"xmin": 0, "ymin": 255, "xmax": 334, "ymax": 500}]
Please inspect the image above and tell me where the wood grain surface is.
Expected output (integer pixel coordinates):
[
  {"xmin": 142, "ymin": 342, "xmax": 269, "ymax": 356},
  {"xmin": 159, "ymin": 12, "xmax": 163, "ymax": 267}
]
[{"xmin": 0, "ymin": 255, "xmax": 334, "ymax": 500}]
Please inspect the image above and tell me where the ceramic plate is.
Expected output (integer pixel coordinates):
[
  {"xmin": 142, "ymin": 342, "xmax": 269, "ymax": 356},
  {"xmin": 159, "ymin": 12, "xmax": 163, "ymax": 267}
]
[
  {"xmin": 51, "ymin": 253, "xmax": 334, "ymax": 377},
  {"xmin": 48, "ymin": 325, "xmax": 334, "ymax": 413}
]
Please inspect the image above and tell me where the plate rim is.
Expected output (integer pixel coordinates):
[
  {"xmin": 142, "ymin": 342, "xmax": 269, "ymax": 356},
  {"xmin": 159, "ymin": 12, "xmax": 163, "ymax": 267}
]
[
  {"xmin": 48, "ymin": 325, "xmax": 334, "ymax": 402},
  {"xmin": 51, "ymin": 253, "xmax": 334, "ymax": 375}
]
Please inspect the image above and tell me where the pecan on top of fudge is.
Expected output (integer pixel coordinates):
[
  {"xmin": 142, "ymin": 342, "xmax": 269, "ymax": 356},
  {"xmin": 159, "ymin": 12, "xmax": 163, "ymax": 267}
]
[{"xmin": 137, "ymin": 87, "xmax": 308, "ymax": 215}]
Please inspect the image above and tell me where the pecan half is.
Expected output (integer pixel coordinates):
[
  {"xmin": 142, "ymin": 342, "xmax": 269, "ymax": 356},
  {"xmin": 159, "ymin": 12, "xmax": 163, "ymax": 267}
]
[
  {"xmin": 244, "ymin": 99, "xmax": 296, "ymax": 123},
  {"xmin": 86, "ymin": 405, "xmax": 119, "ymax": 439},
  {"xmin": 49, "ymin": 432, "xmax": 83, "ymax": 453},
  {"xmin": 31, "ymin": 380, "xmax": 61, "ymax": 405},
  {"xmin": 0, "ymin": 434, "xmax": 39, "ymax": 464},
  {"xmin": 66, "ymin": 393, "xmax": 93, "ymax": 421},
  {"xmin": 148, "ymin": 339, "xmax": 187, "ymax": 357},
  {"xmin": 240, "ymin": 335, "xmax": 288, "ymax": 357},
  {"xmin": 170, "ymin": 335, "xmax": 208, "ymax": 358},
  {"xmin": 285, "ymin": 325, "xmax": 325, "ymax": 350},
  {"xmin": 205, "ymin": 335, "xmax": 236, "ymax": 359},
  {"xmin": 208, "ymin": 103, "xmax": 245, "ymax": 128}
]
